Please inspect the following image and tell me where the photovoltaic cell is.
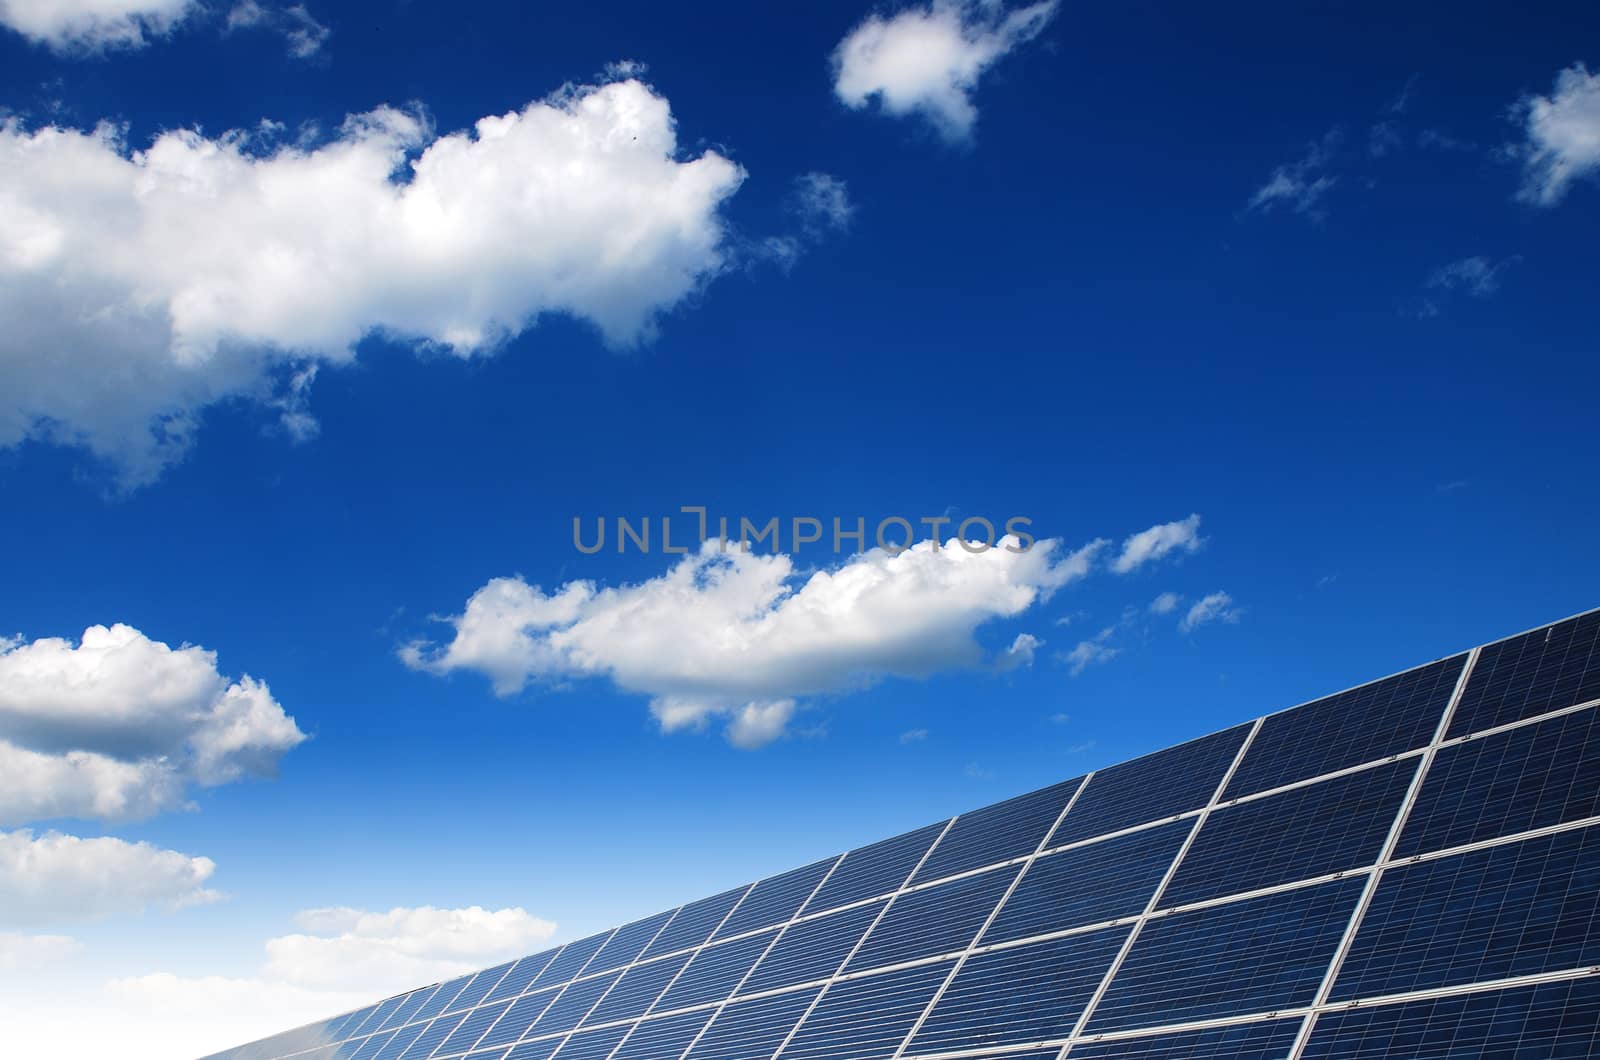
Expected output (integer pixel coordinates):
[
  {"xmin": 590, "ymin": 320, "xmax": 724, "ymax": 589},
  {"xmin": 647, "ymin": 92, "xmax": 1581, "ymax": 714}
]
[
  {"xmin": 778, "ymin": 960, "xmax": 952, "ymax": 1060},
  {"xmin": 1224, "ymin": 655, "xmax": 1466, "ymax": 799},
  {"xmin": 907, "ymin": 929, "xmax": 1129, "ymax": 1054},
  {"xmin": 740, "ymin": 900, "xmax": 883, "ymax": 994},
  {"xmin": 1331, "ymin": 825, "xmax": 1600, "ymax": 1001},
  {"xmin": 1449, "ymin": 610, "xmax": 1600, "ymax": 738},
  {"xmin": 438, "ymin": 1000, "xmax": 512, "ymax": 1056},
  {"xmin": 449, "ymin": 966, "xmax": 515, "ymax": 1015},
  {"xmin": 551, "ymin": 1024, "xmax": 630, "ymax": 1060},
  {"xmin": 379, "ymin": 986, "xmax": 437, "ymax": 1030},
  {"xmin": 845, "ymin": 865, "xmax": 1019, "ymax": 970},
  {"xmin": 532, "ymin": 934, "xmax": 611, "ymax": 991},
  {"xmin": 373, "ymin": 1023, "xmax": 429, "ymax": 1060},
  {"xmin": 1086, "ymin": 877, "xmax": 1365, "ymax": 1034},
  {"xmin": 714, "ymin": 857, "xmax": 837, "ymax": 940},
  {"xmin": 1397, "ymin": 704, "xmax": 1600, "ymax": 857},
  {"xmin": 640, "ymin": 887, "xmax": 750, "ymax": 961},
  {"xmin": 590, "ymin": 911, "xmax": 677, "ymax": 975},
  {"xmin": 681, "ymin": 987, "xmax": 821, "ymax": 1060},
  {"xmin": 1162, "ymin": 758, "xmax": 1416, "ymax": 908},
  {"xmin": 654, "ymin": 929, "xmax": 775, "ymax": 1012},
  {"xmin": 983, "ymin": 820, "xmax": 1189, "ymax": 945},
  {"xmin": 412, "ymin": 977, "xmax": 471, "ymax": 1024},
  {"xmin": 502, "ymin": 1041, "xmax": 563, "ymax": 1060},
  {"xmin": 527, "ymin": 972, "xmax": 622, "ymax": 1038},
  {"xmin": 913, "ymin": 778, "xmax": 1083, "ymax": 883},
  {"xmin": 1051, "ymin": 726, "xmax": 1251, "ymax": 847},
  {"xmin": 397, "ymin": 1013, "xmax": 467, "ymax": 1059},
  {"xmin": 1304, "ymin": 975, "xmax": 1600, "ymax": 1058},
  {"xmin": 488, "ymin": 952, "xmax": 562, "ymax": 1004},
  {"xmin": 806, "ymin": 822, "xmax": 945, "ymax": 912},
  {"xmin": 350, "ymin": 1031, "xmax": 396, "ymax": 1060},
  {"xmin": 356, "ymin": 996, "xmax": 406, "ymax": 1037},
  {"xmin": 582, "ymin": 952, "xmax": 691, "ymax": 1026},
  {"xmin": 474, "ymin": 989, "xmax": 560, "ymax": 1050},
  {"xmin": 1064, "ymin": 1019, "xmax": 1302, "ymax": 1060},
  {"xmin": 609, "ymin": 1010, "xmax": 714, "ymax": 1060}
]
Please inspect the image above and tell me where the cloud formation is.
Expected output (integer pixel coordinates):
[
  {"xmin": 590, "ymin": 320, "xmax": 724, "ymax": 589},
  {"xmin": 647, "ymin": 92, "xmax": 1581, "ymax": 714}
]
[
  {"xmin": 1247, "ymin": 131, "xmax": 1340, "ymax": 219},
  {"xmin": 0, "ymin": 623, "xmax": 305, "ymax": 824},
  {"xmin": 0, "ymin": 0, "xmax": 193, "ymax": 51},
  {"xmin": 0, "ymin": 78, "xmax": 745, "ymax": 486},
  {"xmin": 832, "ymin": 0, "xmax": 1058, "ymax": 140},
  {"xmin": 1181, "ymin": 591, "xmax": 1242, "ymax": 633},
  {"xmin": 224, "ymin": 0, "xmax": 329, "ymax": 58},
  {"xmin": 1513, "ymin": 63, "xmax": 1600, "ymax": 205},
  {"xmin": 0, "ymin": 829, "xmax": 218, "ymax": 926},
  {"xmin": 1062, "ymin": 626, "xmax": 1118, "ymax": 676},
  {"xmin": 404, "ymin": 535, "xmax": 1099, "ymax": 747},
  {"xmin": 1111, "ymin": 514, "xmax": 1203, "ymax": 573},
  {"xmin": 1427, "ymin": 255, "xmax": 1519, "ymax": 298}
]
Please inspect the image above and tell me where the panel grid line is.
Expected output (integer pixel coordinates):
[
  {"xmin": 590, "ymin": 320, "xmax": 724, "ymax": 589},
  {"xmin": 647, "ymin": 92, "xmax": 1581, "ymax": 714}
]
[
  {"xmin": 1054, "ymin": 716, "xmax": 1265, "ymax": 1057},
  {"xmin": 537, "ymin": 907, "xmax": 686, "ymax": 1060},
  {"xmin": 1280, "ymin": 644, "xmax": 1482, "ymax": 1060}
]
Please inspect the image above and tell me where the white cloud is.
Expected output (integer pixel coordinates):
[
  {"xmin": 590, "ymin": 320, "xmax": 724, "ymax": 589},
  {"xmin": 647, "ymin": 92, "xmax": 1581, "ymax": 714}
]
[
  {"xmin": 1111, "ymin": 514, "xmax": 1203, "ymax": 574},
  {"xmin": 0, "ymin": 623, "xmax": 306, "ymax": 825},
  {"xmin": 1180, "ymin": 591, "xmax": 1242, "ymax": 633},
  {"xmin": 1427, "ymin": 255, "xmax": 1518, "ymax": 298},
  {"xmin": 1149, "ymin": 591, "xmax": 1182, "ymax": 615},
  {"xmin": 1062, "ymin": 626, "xmax": 1118, "ymax": 676},
  {"xmin": 0, "ymin": 78, "xmax": 745, "ymax": 487},
  {"xmin": 1247, "ymin": 131, "xmax": 1340, "ymax": 218},
  {"xmin": 832, "ymin": 0, "xmax": 1058, "ymax": 141},
  {"xmin": 790, "ymin": 172, "xmax": 855, "ymax": 235},
  {"xmin": 1514, "ymin": 64, "xmax": 1600, "ymax": 205},
  {"xmin": 995, "ymin": 632, "xmax": 1041, "ymax": 671},
  {"xmin": 404, "ymin": 535, "xmax": 1098, "ymax": 747},
  {"xmin": 225, "ymin": 0, "xmax": 329, "ymax": 59},
  {"xmin": 0, "ymin": 829, "xmax": 218, "ymax": 926},
  {"xmin": 900, "ymin": 727, "xmax": 929, "ymax": 743},
  {"xmin": 0, "ymin": 931, "xmax": 81, "ymax": 969},
  {"xmin": 0, "ymin": 0, "xmax": 193, "ymax": 51}
]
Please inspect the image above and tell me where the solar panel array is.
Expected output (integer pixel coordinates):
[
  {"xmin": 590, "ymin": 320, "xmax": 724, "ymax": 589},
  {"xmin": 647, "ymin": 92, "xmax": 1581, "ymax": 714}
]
[{"xmin": 206, "ymin": 609, "xmax": 1600, "ymax": 1060}]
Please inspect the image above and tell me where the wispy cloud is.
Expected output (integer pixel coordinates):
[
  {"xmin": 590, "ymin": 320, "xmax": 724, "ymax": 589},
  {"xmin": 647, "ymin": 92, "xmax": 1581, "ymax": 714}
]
[
  {"xmin": 1149, "ymin": 591, "xmax": 1182, "ymax": 615},
  {"xmin": 1247, "ymin": 130, "xmax": 1341, "ymax": 219},
  {"xmin": 1180, "ymin": 592, "xmax": 1243, "ymax": 633},
  {"xmin": 1060, "ymin": 626, "xmax": 1119, "ymax": 677},
  {"xmin": 900, "ymin": 728, "xmax": 930, "ymax": 744},
  {"xmin": 1111, "ymin": 514, "xmax": 1203, "ymax": 574}
]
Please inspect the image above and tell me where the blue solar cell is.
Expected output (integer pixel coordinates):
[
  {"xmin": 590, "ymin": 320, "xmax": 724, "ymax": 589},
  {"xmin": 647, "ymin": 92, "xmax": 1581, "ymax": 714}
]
[
  {"xmin": 1066, "ymin": 1019, "xmax": 1302, "ymax": 1060},
  {"xmin": 374, "ymin": 1023, "xmax": 430, "ymax": 1060},
  {"xmin": 398, "ymin": 1014, "xmax": 467, "ymax": 1059},
  {"xmin": 412, "ymin": 977, "xmax": 471, "ymax": 1025},
  {"xmin": 807, "ymin": 822, "xmax": 946, "ymax": 913},
  {"xmin": 846, "ymin": 864, "xmax": 1017, "ymax": 970},
  {"xmin": 350, "ymin": 1031, "xmax": 397, "ymax": 1060},
  {"xmin": 714, "ymin": 857, "xmax": 837, "ymax": 940},
  {"xmin": 473, "ymin": 989, "xmax": 560, "ymax": 1050},
  {"xmin": 1087, "ymin": 877, "xmax": 1365, "ymax": 1034},
  {"xmin": 1052, "ymin": 726, "xmax": 1251, "ymax": 847},
  {"xmin": 1163, "ymin": 759, "xmax": 1417, "ymax": 908},
  {"xmin": 329, "ymin": 1008, "xmax": 379, "ymax": 1043},
  {"xmin": 1397, "ymin": 706, "xmax": 1600, "ymax": 857},
  {"xmin": 741, "ymin": 900, "xmax": 883, "ymax": 994},
  {"xmin": 502, "ymin": 1040, "xmax": 563, "ymax": 1060},
  {"xmin": 438, "ymin": 1000, "xmax": 513, "ymax": 1056},
  {"xmin": 682, "ymin": 986, "xmax": 821, "ymax": 1060},
  {"xmin": 640, "ymin": 886, "xmax": 750, "ymax": 960},
  {"xmin": 532, "ymin": 934, "xmax": 611, "ymax": 991},
  {"xmin": 488, "ymin": 952, "xmax": 563, "ymax": 1004},
  {"xmin": 654, "ymin": 929, "xmax": 776, "ymax": 1012},
  {"xmin": 589, "ymin": 911, "xmax": 677, "ymax": 975},
  {"xmin": 779, "ymin": 961, "xmax": 952, "ymax": 1060},
  {"xmin": 609, "ymin": 1010, "xmax": 714, "ymax": 1060},
  {"xmin": 448, "ymin": 965, "xmax": 515, "ymax": 1015},
  {"xmin": 552, "ymin": 1024, "xmax": 630, "ymax": 1060},
  {"xmin": 464, "ymin": 1049, "xmax": 512, "ymax": 1060},
  {"xmin": 379, "ymin": 986, "xmax": 439, "ymax": 1030},
  {"xmin": 582, "ymin": 952, "xmax": 691, "ymax": 1026},
  {"xmin": 527, "ymin": 972, "xmax": 623, "ymax": 1037},
  {"xmin": 907, "ymin": 929, "xmax": 1128, "ymax": 1054},
  {"xmin": 1449, "ymin": 612, "xmax": 1600, "ymax": 738},
  {"xmin": 1331, "ymin": 825, "xmax": 1600, "ymax": 1001},
  {"xmin": 914, "ymin": 778, "xmax": 1084, "ymax": 883},
  {"xmin": 357, "ymin": 997, "xmax": 408, "ymax": 1037},
  {"xmin": 1225, "ymin": 656, "xmax": 1466, "ymax": 799},
  {"xmin": 1304, "ymin": 975, "xmax": 1600, "ymax": 1058},
  {"xmin": 984, "ymin": 820, "xmax": 1189, "ymax": 944}
]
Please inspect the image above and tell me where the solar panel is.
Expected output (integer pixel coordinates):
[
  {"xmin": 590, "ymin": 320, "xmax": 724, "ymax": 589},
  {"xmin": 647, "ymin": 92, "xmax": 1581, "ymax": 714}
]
[{"xmin": 210, "ymin": 610, "xmax": 1600, "ymax": 1060}]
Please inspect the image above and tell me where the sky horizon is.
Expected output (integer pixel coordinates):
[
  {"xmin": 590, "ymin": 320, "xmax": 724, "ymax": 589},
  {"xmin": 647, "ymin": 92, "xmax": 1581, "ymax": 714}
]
[{"xmin": 1, "ymin": 1, "xmax": 1597, "ymax": 1056}]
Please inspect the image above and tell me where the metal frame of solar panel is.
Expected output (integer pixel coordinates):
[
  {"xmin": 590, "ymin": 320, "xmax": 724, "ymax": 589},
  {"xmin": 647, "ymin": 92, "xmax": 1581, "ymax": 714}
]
[{"xmin": 204, "ymin": 608, "xmax": 1600, "ymax": 1060}]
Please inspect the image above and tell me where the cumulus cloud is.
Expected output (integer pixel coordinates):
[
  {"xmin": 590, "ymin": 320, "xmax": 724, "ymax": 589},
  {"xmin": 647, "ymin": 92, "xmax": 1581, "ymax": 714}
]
[
  {"xmin": 1180, "ymin": 591, "xmax": 1242, "ymax": 633},
  {"xmin": 403, "ymin": 535, "xmax": 1099, "ymax": 746},
  {"xmin": 0, "ymin": 624, "xmax": 305, "ymax": 824},
  {"xmin": 1111, "ymin": 514, "xmax": 1203, "ymax": 573},
  {"xmin": 0, "ymin": 78, "xmax": 745, "ymax": 486},
  {"xmin": 995, "ymin": 632, "xmax": 1041, "ymax": 671},
  {"xmin": 224, "ymin": 0, "xmax": 329, "ymax": 59},
  {"xmin": 1513, "ymin": 64, "xmax": 1600, "ymax": 205},
  {"xmin": 832, "ymin": 0, "xmax": 1058, "ymax": 140},
  {"xmin": 0, "ymin": 930, "xmax": 81, "ymax": 969},
  {"xmin": 1149, "ymin": 592, "xmax": 1182, "ymax": 615},
  {"xmin": 1247, "ymin": 131, "xmax": 1340, "ymax": 219},
  {"xmin": 0, "ymin": 829, "xmax": 218, "ymax": 926},
  {"xmin": 0, "ymin": 0, "xmax": 194, "ymax": 51},
  {"xmin": 1061, "ymin": 626, "xmax": 1118, "ymax": 677}
]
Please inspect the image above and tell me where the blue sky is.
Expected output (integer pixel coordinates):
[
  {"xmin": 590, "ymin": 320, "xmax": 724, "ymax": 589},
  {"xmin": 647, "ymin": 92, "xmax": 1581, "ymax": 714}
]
[{"xmin": 0, "ymin": 0, "xmax": 1597, "ymax": 1055}]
